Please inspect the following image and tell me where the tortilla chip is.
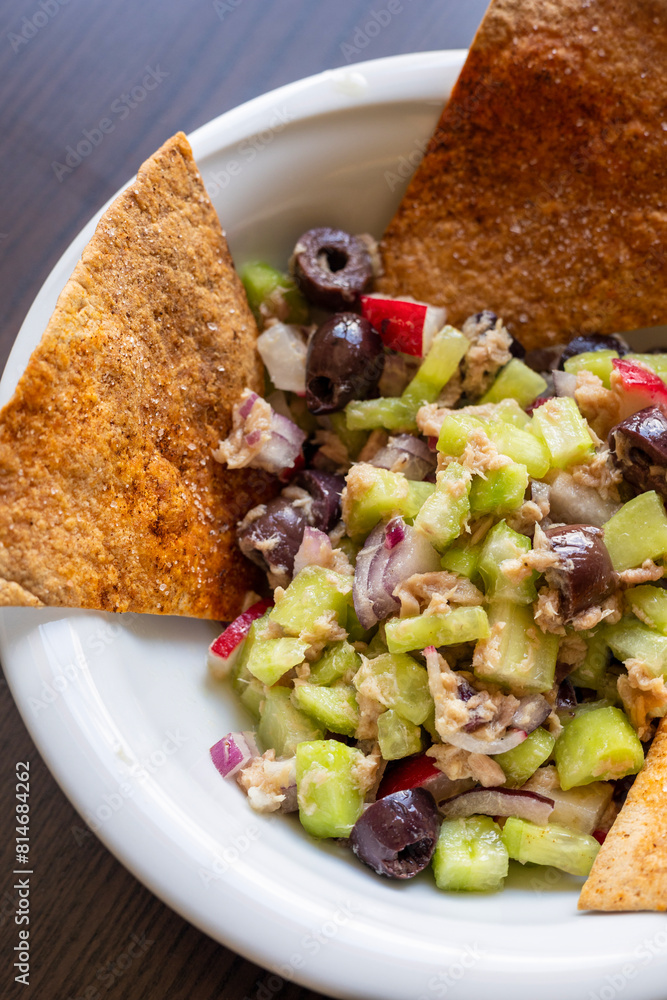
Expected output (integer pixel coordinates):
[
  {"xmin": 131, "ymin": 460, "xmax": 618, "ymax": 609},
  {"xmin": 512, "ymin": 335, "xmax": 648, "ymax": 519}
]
[
  {"xmin": 378, "ymin": 0, "xmax": 667, "ymax": 351},
  {"xmin": 0, "ymin": 132, "xmax": 274, "ymax": 619},
  {"xmin": 578, "ymin": 718, "xmax": 667, "ymax": 911}
]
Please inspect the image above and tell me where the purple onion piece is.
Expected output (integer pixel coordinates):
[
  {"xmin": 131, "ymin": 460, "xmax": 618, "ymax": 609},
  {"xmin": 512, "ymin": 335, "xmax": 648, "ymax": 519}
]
[
  {"xmin": 210, "ymin": 731, "xmax": 259, "ymax": 779},
  {"xmin": 441, "ymin": 728, "xmax": 528, "ymax": 755},
  {"xmin": 370, "ymin": 433, "xmax": 437, "ymax": 481},
  {"xmin": 292, "ymin": 526, "xmax": 333, "ymax": 576},
  {"xmin": 349, "ymin": 788, "xmax": 440, "ymax": 879},
  {"xmin": 280, "ymin": 783, "xmax": 298, "ymax": 813},
  {"xmin": 253, "ymin": 409, "xmax": 306, "ymax": 475},
  {"xmin": 510, "ymin": 695, "xmax": 552, "ymax": 734},
  {"xmin": 440, "ymin": 787, "xmax": 554, "ymax": 825}
]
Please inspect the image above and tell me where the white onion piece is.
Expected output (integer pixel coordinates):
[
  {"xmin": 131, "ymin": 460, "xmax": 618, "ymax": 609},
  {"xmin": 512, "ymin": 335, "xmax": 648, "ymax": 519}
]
[
  {"xmin": 546, "ymin": 470, "xmax": 621, "ymax": 527},
  {"xmin": 256, "ymin": 322, "xmax": 307, "ymax": 393},
  {"xmin": 353, "ymin": 517, "xmax": 441, "ymax": 629},
  {"xmin": 254, "ymin": 409, "xmax": 306, "ymax": 475},
  {"xmin": 441, "ymin": 728, "xmax": 528, "ymax": 755},
  {"xmin": 523, "ymin": 766, "xmax": 614, "ymax": 834},
  {"xmin": 371, "ymin": 433, "xmax": 437, "ymax": 481},
  {"xmin": 210, "ymin": 731, "xmax": 259, "ymax": 779},
  {"xmin": 440, "ymin": 787, "xmax": 554, "ymax": 825},
  {"xmin": 293, "ymin": 526, "xmax": 333, "ymax": 576},
  {"xmin": 422, "ymin": 305, "xmax": 448, "ymax": 354},
  {"xmin": 552, "ymin": 369, "xmax": 578, "ymax": 398}
]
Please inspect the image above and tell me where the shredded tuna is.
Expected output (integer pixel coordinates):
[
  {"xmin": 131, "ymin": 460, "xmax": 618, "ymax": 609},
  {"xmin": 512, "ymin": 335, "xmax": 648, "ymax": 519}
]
[
  {"xmin": 460, "ymin": 322, "xmax": 513, "ymax": 400},
  {"xmin": 357, "ymin": 429, "xmax": 389, "ymax": 464},
  {"xmin": 618, "ymin": 659, "xmax": 667, "ymax": 740},
  {"xmin": 426, "ymin": 743, "xmax": 505, "ymax": 788},
  {"xmin": 426, "ymin": 648, "xmax": 520, "ymax": 744},
  {"xmin": 618, "ymin": 560, "xmax": 665, "ymax": 587},
  {"xmin": 569, "ymin": 446, "xmax": 622, "ymax": 502},
  {"xmin": 416, "ymin": 402, "xmax": 498, "ymax": 439},
  {"xmin": 237, "ymin": 751, "xmax": 296, "ymax": 813},
  {"xmin": 569, "ymin": 592, "xmax": 623, "ymax": 631},
  {"xmin": 500, "ymin": 524, "xmax": 560, "ymax": 584},
  {"xmin": 214, "ymin": 389, "xmax": 273, "ymax": 469},
  {"xmin": 506, "ymin": 498, "xmax": 548, "ymax": 536},
  {"xmin": 351, "ymin": 743, "xmax": 382, "ymax": 798},
  {"xmin": 393, "ymin": 571, "xmax": 484, "ymax": 618},
  {"xmin": 312, "ymin": 429, "xmax": 351, "ymax": 472},
  {"xmin": 533, "ymin": 586, "xmax": 567, "ymax": 635},
  {"xmin": 574, "ymin": 370, "xmax": 621, "ymax": 440},
  {"xmin": 458, "ymin": 427, "xmax": 511, "ymax": 477},
  {"xmin": 558, "ymin": 633, "xmax": 589, "ymax": 672}
]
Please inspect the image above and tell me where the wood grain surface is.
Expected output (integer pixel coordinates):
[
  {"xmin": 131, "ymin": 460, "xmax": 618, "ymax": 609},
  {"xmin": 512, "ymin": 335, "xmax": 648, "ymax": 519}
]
[{"xmin": 0, "ymin": 2, "xmax": 487, "ymax": 998}]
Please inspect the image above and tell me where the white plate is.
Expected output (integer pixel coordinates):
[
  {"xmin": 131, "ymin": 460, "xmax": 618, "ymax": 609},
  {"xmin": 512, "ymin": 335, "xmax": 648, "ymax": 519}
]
[{"xmin": 3, "ymin": 51, "xmax": 667, "ymax": 1000}]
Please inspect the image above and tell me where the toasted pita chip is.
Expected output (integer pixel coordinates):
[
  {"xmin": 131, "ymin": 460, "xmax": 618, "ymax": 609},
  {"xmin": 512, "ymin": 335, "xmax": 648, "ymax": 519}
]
[
  {"xmin": 579, "ymin": 718, "xmax": 667, "ymax": 911},
  {"xmin": 379, "ymin": 0, "xmax": 667, "ymax": 350},
  {"xmin": 0, "ymin": 132, "xmax": 274, "ymax": 619}
]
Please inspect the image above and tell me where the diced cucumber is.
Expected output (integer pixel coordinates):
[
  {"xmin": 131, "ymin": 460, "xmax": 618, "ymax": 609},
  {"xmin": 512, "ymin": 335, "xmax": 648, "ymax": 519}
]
[
  {"xmin": 469, "ymin": 463, "xmax": 528, "ymax": 516},
  {"xmin": 353, "ymin": 652, "xmax": 432, "ymax": 725},
  {"xmin": 563, "ymin": 349, "xmax": 618, "ymax": 388},
  {"xmin": 554, "ymin": 705, "xmax": 644, "ymax": 790},
  {"xmin": 625, "ymin": 584, "xmax": 667, "ymax": 634},
  {"xmin": 440, "ymin": 538, "xmax": 482, "ymax": 581},
  {"xmin": 238, "ymin": 676, "xmax": 264, "ymax": 721},
  {"xmin": 246, "ymin": 635, "xmax": 308, "ymax": 686},
  {"xmin": 342, "ymin": 464, "xmax": 434, "ymax": 539},
  {"xmin": 604, "ymin": 619, "xmax": 667, "ymax": 677},
  {"xmin": 495, "ymin": 727, "xmax": 556, "ymax": 787},
  {"xmin": 479, "ymin": 358, "xmax": 547, "ymax": 408},
  {"xmin": 477, "ymin": 520, "xmax": 537, "ymax": 605},
  {"xmin": 625, "ymin": 353, "xmax": 667, "ymax": 380},
  {"xmin": 291, "ymin": 683, "xmax": 359, "ymax": 738},
  {"xmin": 258, "ymin": 686, "xmax": 325, "ymax": 757},
  {"xmin": 296, "ymin": 740, "xmax": 367, "ymax": 838},
  {"xmin": 377, "ymin": 709, "xmax": 423, "ymax": 759},
  {"xmin": 486, "ymin": 421, "xmax": 550, "ymax": 479},
  {"xmin": 493, "ymin": 397, "xmax": 533, "ymax": 429},
  {"xmin": 568, "ymin": 630, "xmax": 610, "ymax": 691},
  {"xmin": 401, "ymin": 326, "xmax": 469, "ymax": 407},
  {"xmin": 414, "ymin": 461, "xmax": 471, "ymax": 551},
  {"xmin": 345, "ymin": 396, "xmax": 417, "ymax": 432},
  {"xmin": 309, "ymin": 640, "xmax": 361, "ymax": 686},
  {"xmin": 531, "ymin": 396, "xmax": 595, "ymax": 468},
  {"xmin": 473, "ymin": 600, "xmax": 558, "ymax": 694},
  {"xmin": 432, "ymin": 817, "xmax": 509, "ymax": 892},
  {"xmin": 501, "ymin": 817, "xmax": 599, "ymax": 876},
  {"xmin": 240, "ymin": 260, "xmax": 308, "ymax": 325},
  {"xmin": 436, "ymin": 414, "xmax": 485, "ymax": 457},
  {"xmin": 384, "ymin": 606, "xmax": 489, "ymax": 654},
  {"xmin": 270, "ymin": 565, "xmax": 351, "ymax": 636},
  {"xmin": 603, "ymin": 491, "xmax": 667, "ymax": 572}
]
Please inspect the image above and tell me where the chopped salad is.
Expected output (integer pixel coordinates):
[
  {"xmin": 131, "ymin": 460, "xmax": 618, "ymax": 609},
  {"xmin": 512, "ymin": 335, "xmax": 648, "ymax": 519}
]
[{"xmin": 208, "ymin": 226, "xmax": 667, "ymax": 891}]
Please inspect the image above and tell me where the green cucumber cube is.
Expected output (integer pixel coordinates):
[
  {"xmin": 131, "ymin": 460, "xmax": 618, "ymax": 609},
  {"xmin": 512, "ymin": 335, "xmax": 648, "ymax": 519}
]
[
  {"xmin": 270, "ymin": 565, "xmax": 351, "ymax": 636},
  {"xmin": 239, "ymin": 677, "xmax": 264, "ymax": 720},
  {"xmin": 554, "ymin": 705, "xmax": 644, "ymax": 790},
  {"xmin": 309, "ymin": 640, "xmax": 361, "ymax": 686},
  {"xmin": 414, "ymin": 461, "xmax": 471, "ymax": 551},
  {"xmin": 345, "ymin": 396, "xmax": 417, "ymax": 432},
  {"xmin": 486, "ymin": 421, "xmax": 550, "ymax": 479},
  {"xmin": 329, "ymin": 411, "xmax": 368, "ymax": 461},
  {"xmin": 604, "ymin": 619, "xmax": 667, "ymax": 677},
  {"xmin": 473, "ymin": 600, "xmax": 558, "ymax": 694},
  {"xmin": 240, "ymin": 260, "xmax": 308, "ymax": 325},
  {"xmin": 568, "ymin": 630, "xmax": 610, "ymax": 691},
  {"xmin": 384, "ymin": 606, "xmax": 489, "ymax": 655},
  {"xmin": 436, "ymin": 414, "xmax": 485, "ymax": 457},
  {"xmin": 246, "ymin": 635, "xmax": 308, "ymax": 686},
  {"xmin": 291, "ymin": 683, "xmax": 359, "ymax": 738},
  {"xmin": 495, "ymin": 727, "xmax": 556, "ymax": 787},
  {"xmin": 296, "ymin": 740, "xmax": 367, "ymax": 838},
  {"xmin": 353, "ymin": 652, "xmax": 432, "ymax": 725},
  {"xmin": 258, "ymin": 686, "xmax": 325, "ymax": 757},
  {"xmin": 440, "ymin": 538, "xmax": 482, "ymax": 580},
  {"xmin": 531, "ymin": 396, "xmax": 594, "ymax": 468},
  {"xmin": 501, "ymin": 817, "xmax": 599, "ymax": 876},
  {"xmin": 493, "ymin": 397, "xmax": 533, "ymax": 429},
  {"xmin": 377, "ymin": 709, "xmax": 423, "ymax": 759},
  {"xmin": 563, "ymin": 349, "xmax": 618, "ymax": 388},
  {"xmin": 432, "ymin": 816, "xmax": 508, "ymax": 892},
  {"xmin": 469, "ymin": 463, "xmax": 528, "ymax": 517},
  {"xmin": 603, "ymin": 491, "xmax": 667, "ymax": 572},
  {"xmin": 342, "ymin": 464, "xmax": 434, "ymax": 539},
  {"xmin": 477, "ymin": 519, "xmax": 537, "ymax": 605},
  {"xmin": 625, "ymin": 584, "xmax": 667, "ymax": 634},
  {"xmin": 479, "ymin": 358, "xmax": 547, "ymax": 408},
  {"xmin": 402, "ymin": 326, "xmax": 469, "ymax": 406}
]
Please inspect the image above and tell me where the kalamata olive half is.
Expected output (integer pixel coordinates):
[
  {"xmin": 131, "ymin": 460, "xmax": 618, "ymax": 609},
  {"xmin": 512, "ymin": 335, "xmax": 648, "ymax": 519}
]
[
  {"xmin": 559, "ymin": 333, "xmax": 629, "ymax": 368},
  {"xmin": 294, "ymin": 469, "xmax": 345, "ymax": 532},
  {"xmin": 291, "ymin": 227, "xmax": 373, "ymax": 310},
  {"xmin": 349, "ymin": 788, "xmax": 440, "ymax": 879},
  {"xmin": 306, "ymin": 312, "xmax": 384, "ymax": 414},
  {"xmin": 608, "ymin": 406, "xmax": 667, "ymax": 500},
  {"xmin": 237, "ymin": 496, "xmax": 307, "ymax": 580},
  {"xmin": 543, "ymin": 524, "xmax": 616, "ymax": 621}
]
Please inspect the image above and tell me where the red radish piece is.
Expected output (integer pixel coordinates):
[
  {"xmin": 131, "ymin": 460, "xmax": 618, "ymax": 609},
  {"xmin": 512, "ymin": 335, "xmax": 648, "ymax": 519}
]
[
  {"xmin": 361, "ymin": 294, "xmax": 446, "ymax": 357},
  {"xmin": 440, "ymin": 787, "xmax": 555, "ymax": 825},
  {"xmin": 378, "ymin": 753, "xmax": 473, "ymax": 802},
  {"xmin": 592, "ymin": 829, "xmax": 607, "ymax": 845},
  {"xmin": 207, "ymin": 599, "xmax": 272, "ymax": 678},
  {"xmin": 210, "ymin": 731, "xmax": 259, "ymax": 778},
  {"xmin": 611, "ymin": 358, "xmax": 667, "ymax": 420}
]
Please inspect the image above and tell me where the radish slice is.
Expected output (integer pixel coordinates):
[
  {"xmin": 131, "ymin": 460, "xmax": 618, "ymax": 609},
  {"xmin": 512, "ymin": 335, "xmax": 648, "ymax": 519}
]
[
  {"xmin": 611, "ymin": 357, "xmax": 667, "ymax": 419},
  {"xmin": 207, "ymin": 599, "xmax": 272, "ymax": 678},
  {"xmin": 440, "ymin": 786, "xmax": 555, "ymax": 825},
  {"xmin": 210, "ymin": 731, "xmax": 259, "ymax": 779},
  {"xmin": 361, "ymin": 293, "xmax": 446, "ymax": 357},
  {"xmin": 377, "ymin": 753, "xmax": 473, "ymax": 802}
]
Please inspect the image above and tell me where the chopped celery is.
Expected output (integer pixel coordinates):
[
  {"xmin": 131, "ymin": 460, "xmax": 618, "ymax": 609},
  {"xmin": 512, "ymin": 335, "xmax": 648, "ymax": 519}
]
[
  {"xmin": 469, "ymin": 462, "xmax": 528, "ymax": 516},
  {"xmin": 625, "ymin": 584, "xmax": 667, "ymax": 634},
  {"xmin": 296, "ymin": 740, "xmax": 366, "ymax": 838},
  {"xmin": 473, "ymin": 600, "xmax": 558, "ymax": 694},
  {"xmin": 436, "ymin": 414, "xmax": 485, "ymax": 456},
  {"xmin": 568, "ymin": 630, "xmax": 610, "ymax": 691},
  {"xmin": 342, "ymin": 464, "xmax": 433, "ymax": 539},
  {"xmin": 258, "ymin": 686, "xmax": 325, "ymax": 757},
  {"xmin": 246, "ymin": 636, "xmax": 308, "ymax": 686},
  {"xmin": 432, "ymin": 817, "xmax": 509, "ymax": 892},
  {"xmin": 477, "ymin": 520, "xmax": 537, "ymax": 605},
  {"xmin": 563, "ymin": 350, "xmax": 618, "ymax": 388},
  {"xmin": 531, "ymin": 397, "xmax": 594, "ymax": 468},
  {"xmin": 495, "ymin": 727, "xmax": 556, "ymax": 787},
  {"xmin": 440, "ymin": 538, "xmax": 482, "ymax": 581},
  {"xmin": 240, "ymin": 260, "xmax": 308, "ymax": 325},
  {"xmin": 414, "ymin": 461, "xmax": 471, "ymax": 551},
  {"xmin": 329, "ymin": 411, "xmax": 367, "ymax": 460},
  {"xmin": 238, "ymin": 676, "xmax": 264, "ymax": 721},
  {"xmin": 353, "ymin": 652, "xmax": 432, "ymax": 725},
  {"xmin": 604, "ymin": 619, "xmax": 667, "ymax": 677},
  {"xmin": 309, "ymin": 640, "xmax": 361, "ymax": 686},
  {"xmin": 269, "ymin": 565, "xmax": 350, "ymax": 636},
  {"xmin": 479, "ymin": 358, "xmax": 547, "ymax": 408},
  {"xmin": 501, "ymin": 817, "xmax": 599, "ymax": 876},
  {"xmin": 377, "ymin": 709, "xmax": 423, "ymax": 759},
  {"xmin": 603, "ymin": 491, "xmax": 667, "ymax": 572},
  {"xmin": 401, "ymin": 326, "xmax": 469, "ymax": 407},
  {"xmin": 485, "ymin": 421, "xmax": 550, "ymax": 479},
  {"xmin": 291, "ymin": 683, "xmax": 359, "ymax": 738},
  {"xmin": 385, "ymin": 606, "xmax": 489, "ymax": 654},
  {"xmin": 554, "ymin": 705, "xmax": 644, "ymax": 789},
  {"xmin": 345, "ymin": 396, "xmax": 417, "ymax": 432},
  {"xmin": 493, "ymin": 397, "xmax": 533, "ymax": 429}
]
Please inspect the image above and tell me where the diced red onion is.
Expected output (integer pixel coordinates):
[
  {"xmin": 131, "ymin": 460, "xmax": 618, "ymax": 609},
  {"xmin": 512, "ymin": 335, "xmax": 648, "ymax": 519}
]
[
  {"xmin": 384, "ymin": 520, "xmax": 405, "ymax": 550},
  {"xmin": 256, "ymin": 322, "xmax": 308, "ymax": 394},
  {"xmin": 552, "ymin": 369, "xmax": 578, "ymax": 398},
  {"xmin": 371, "ymin": 434, "xmax": 437, "ymax": 481},
  {"xmin": 254, "ymin": 409, "xmax": 306, "ymax": 475},
  {"xmin": 353, "ymin": 517, "xmax": 441, "ymax": 629},
  {"xmin": 210, "ymin": 731, "xmax": 259, "ymax": 779},
  {"xmin": 440, "ymin": 787, "xmax": 555, "ymax": 825},
  {"xmin": 511, "ymin": 695, "xmax": 552, "ymax": 734},
  {"xmin": 293, "ymin": 526, "xmax": 333, "ymax": 576},
  {"xmin": 239, "ymin": 392, "xmax": 259, "ymax": 419},
  {"xmin": 280, "ymin": 783, "xmax": 298, "ymax": 813}
]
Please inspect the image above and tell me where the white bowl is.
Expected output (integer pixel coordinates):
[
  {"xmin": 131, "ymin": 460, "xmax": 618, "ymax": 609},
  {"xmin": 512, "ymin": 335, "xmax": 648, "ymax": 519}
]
[{"xmin": 3, "ymin": 51, "xmax": 667, "ymax": 1000}]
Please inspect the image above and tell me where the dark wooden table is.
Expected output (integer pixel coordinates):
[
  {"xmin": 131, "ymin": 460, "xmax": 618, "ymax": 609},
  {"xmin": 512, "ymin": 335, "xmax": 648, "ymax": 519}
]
[{"xmin": 0, "ymin": 3, "xmax": 488, "ymax": 998}]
